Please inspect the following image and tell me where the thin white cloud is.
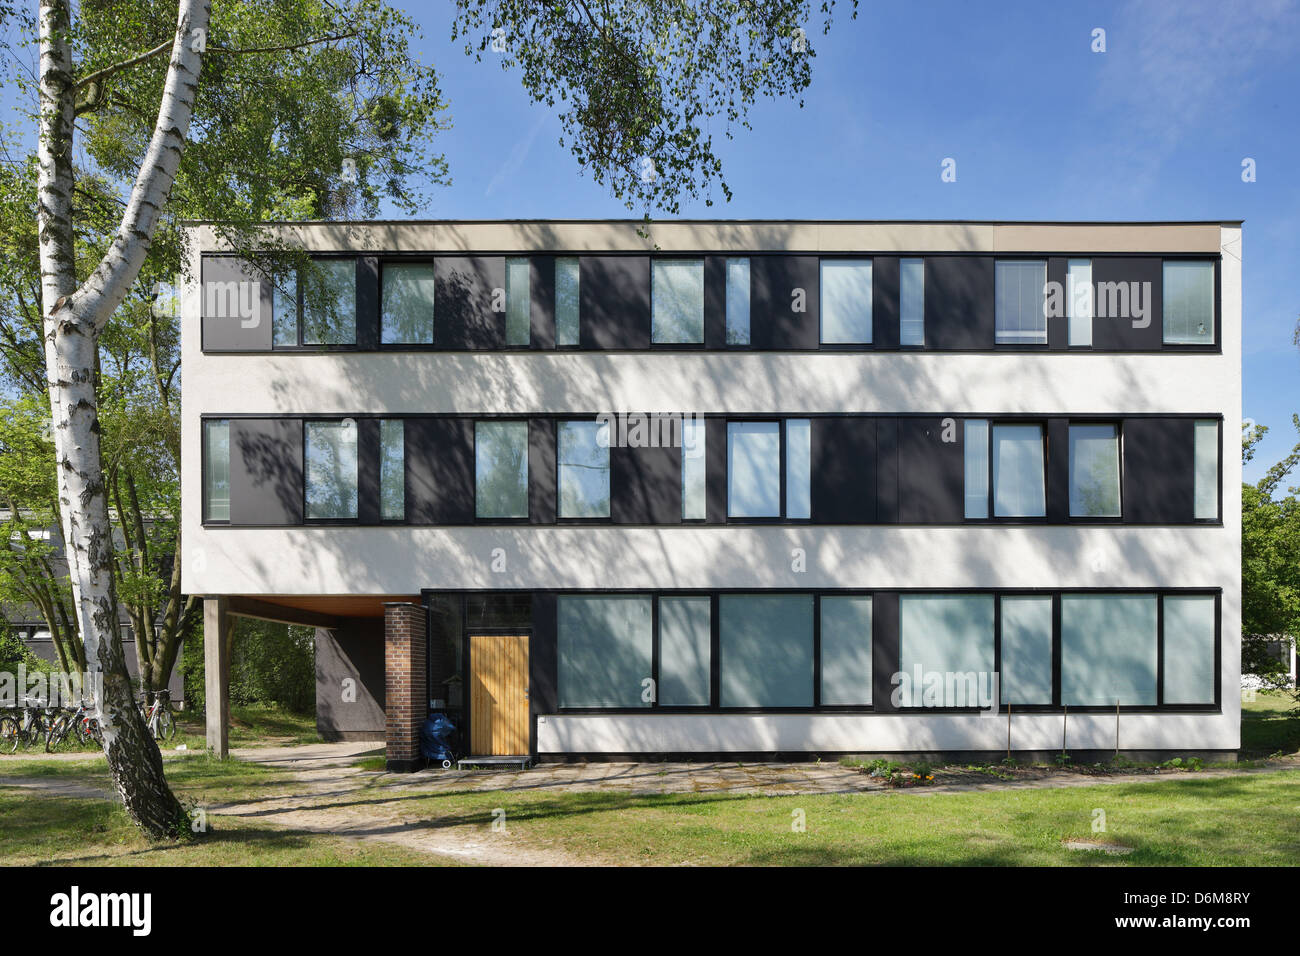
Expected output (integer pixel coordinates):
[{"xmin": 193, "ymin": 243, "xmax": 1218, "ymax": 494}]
[{"xmin": 484, "ymin": 110, "xmax": 550, "ymax": 197}]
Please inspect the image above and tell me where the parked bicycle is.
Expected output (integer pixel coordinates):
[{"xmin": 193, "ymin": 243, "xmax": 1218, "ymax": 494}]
[
  {"xmin": 141, "ymin": 689, "xmax": 176, "ymax": 741},
  {"xmin": 43, "ymin": 699, "xmax": 101, "ymax": 752},
  {"xmin": 0, "ymin": 696, "xmax": 50, "ymax": 753}
]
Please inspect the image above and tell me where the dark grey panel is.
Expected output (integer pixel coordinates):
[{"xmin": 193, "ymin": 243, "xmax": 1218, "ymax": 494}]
[
  {"xmin": 925, "ymin": 256, "xmax": 995, "ymax": 349},
  {"xmin": 357, "ymin": 418, "xmax": 380, "ymax": 525},
  {"xmin": 898, "ymin": 417, "xmax": 964, "ymax": 523},
  {"xmin": 706, "ymin": 418, "xmax": 728, "ymax": 523},
  {"xmin": 876, "ymin": 419, "xmax": 899, "ymax": 524},
  {"xmin": 201, "ymin": 256, "xmax": 274, "ymax": 351},
  {"xmin": 315, "ymin": 620, "xmax": 385, "ymax": 740},
  {"xmin": 704, "ymin": 256, "xmax": 727, "ymax": 349},
  {"xmin": 405, "ymin": 418, "xmax": 474, "ymax": 524},
  {"xmin": 873, "ymin": 256, "xmax": 900, "ymax": 349},
  {"xmin": 434, "ymin": 256, "xmax": 506, "ymax": 349},
  {"xmin": 356, "ymin": 257, "xmax": 379, "ymax": 350},
  {"xmin": 811, "ymin": 418, "xmax": 876, "ymax": 523},
  {"xmin": 751, "ymin": 256, "xmax": 819, "ymax": 349},
  {"xmin": 1091, "ymin": 258, "xmax": 1163, "ymax": 350},
  {"xmin": 1123, "ymin": 418, "xmax": 1193, "ymax": 523},
  {"xmin": 1046, "ymin": 418, "xmax": 1069, "ymax": 522},
  {"xmin": 530, "ymin": 591, "xmax": 557, "ymax": 715},
  {"xmin": 612, "ymin": 442, "xmax": 681, "ymax": 525},
  {"xmin": 1046, "ymin": 258, "xmax": 1068, "ymax": 349},
  {"xmin": 530, "ymin": 256, "xmax": 556, "ymax": 349},
  {"xmin": 529, "ymin": 418, "xmax": 557, "ymax": 524},
  {"xmin": 872, "ymin": 592, "xmax": 899, "ymax": 712},
  {"xmin": 230, "ymin": 418, "xmax": 303, "ymax": 525},
  {"xmin": 580, "ymin": 256, "xmax": 651, "ymax": 349}
]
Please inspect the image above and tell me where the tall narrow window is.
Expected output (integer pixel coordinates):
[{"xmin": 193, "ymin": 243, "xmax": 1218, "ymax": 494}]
[
  {"xmin": 1163, "ymin": 261, "xmax": 1215, "ymax": 345},
  {"xmin": 992, "ymin": 424, "xmax": 1046, "ymax": 518},
  {"xmin": 1069, "ymin": 424, "xmax": 1120, "ymax": 517},
  {"xmin": 652, "ymin": 259, "xmax": 704, "ymax": 343},
  {"xmin": 379, "ymin": 419, "xmax": 405, "ymax": 520},
  {"xmin": 301, "ymin": 259, "xmax": 357, "ymax": 346},
  {"xmin": 898, "ymin": 595, "xmax": 995, "ymax": 707},
  {"xmin": 557, "ymin": 420, "xmax": 610, "ymax": 518},
  {"xmin": 381, "ymin": 263, "xmax": 435, "ymax": 344},
  {"xmin": 725, "ymin": 257, "xmax": 750, "ymax": 345},
  {"xmin": 557, "ymin": 595, "xmax": 652, "ymax": 707},
  {"xmin": 819, "ymin": 596, "xmax": 873, "ymax": 705},
  {"xmin": 505, "ymin": 257, "xmax": 530, "ymax": 346},
  {"xmin": 995, "ymin": 260, "xmax": 1047, "ymax": 345},
  {"xmin": 681, "ymin": 417, "xmax": 706, "ymax": 520},
  {"xmin": 719, "ymin": 594, "xmax": 813, "ymax": 707},
  {"xmin": 1193, "ymin": 420, "xmax": 1219, "ymax": 520},
  {"xmin": 999, "ymin": 596, "xmax": 1053, "ymax": 704},
  {"xmin": 476, "ymin": 421, "xmax": 529, "ymax": 519},
  {"xmin": 1061, "ymin": 594, "xmax": 1157, "ymax": 706},
  {"xmin": 964, "ymin": 419, "xmax": 989, "ymax": 519},
  {"xmin": 658, "ymin": 596, "xmax": 711, "ymax": 706},
  {"xmin": 272, "ymin": 273, "xmax": 298, "ymax": 347},
  {"xmin": 727, "ymin": 421, "xmax": 780, "ymax": 518},
  {"xmin": 203, "ymin": 420, "xmax": 230, "ymax": 522},
  {"xmin": 820, "ymin": 259, "xmax": 873, "ymax": 344},
  {"xmin": 785, "ymin": 419, "xmax": 811, "ymax": 520},
  {"xmin": 1162, "ymin": 595, "xmax": 1216, "ymax": 704},
  {"xmin": 304, "ymin": 421, "xmax": 358, "ymax": 519},
  {"xmin": 899, "ymin": 258, "xmax": 924, "ymax": 346},
  {"xmin": 555, "ymin": 257, "xmax": 580, "ymax": 346},
  {"xmin": 1066, "ymin": 258, "xmax": 1093, "ymax": 347}
]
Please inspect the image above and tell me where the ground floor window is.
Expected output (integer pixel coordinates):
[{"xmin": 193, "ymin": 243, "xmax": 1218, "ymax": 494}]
[{"xmin": 557, "ymin": 595, "xmax": 652, "ymax": 708}]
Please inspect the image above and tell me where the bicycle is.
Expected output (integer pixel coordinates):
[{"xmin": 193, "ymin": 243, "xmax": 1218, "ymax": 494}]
[
  {"xmin": 142, "ymin": 689, "xmax": 176, "ymax": 741},
  {"xmin": 1, "ymin": 697, "xmax": 49, "ymax": 753},
  {"xmin": 44, "ymin": 700, "xmax": 99, "ymax": 752}
]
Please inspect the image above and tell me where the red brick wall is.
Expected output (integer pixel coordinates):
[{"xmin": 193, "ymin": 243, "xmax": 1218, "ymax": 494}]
[{"xmin": 384, "ymin": 602, "xmax": 428, "ymax": 770}]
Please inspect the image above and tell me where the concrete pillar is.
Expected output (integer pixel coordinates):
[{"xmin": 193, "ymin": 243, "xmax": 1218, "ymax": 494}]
[
  {"xmin": 384, "ymin": 602, "xmax": 427, "ymax": 772},
  {"xmin": 204, "ymin": 597, "xmax": 230, "ymax": 758}
]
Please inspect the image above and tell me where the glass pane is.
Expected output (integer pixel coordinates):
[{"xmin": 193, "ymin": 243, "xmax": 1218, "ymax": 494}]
[
  {"xmin": 557, "ymin": 595, "xmax": 652, "ymax": 707},
  {"xmin": 558, "ymin": 420, "xmax": 610, "ymax": 518},
  {"xmin": 820, "ymin": 259, "xmax": 873, "ymax": 344},
  {"xmin": 379, "ymin": 419, "xmax": 405, "ymax": 520},
  {"xmin": 203, "ymin": 420, "xmax": 230, "ymax": 521},
  {"xmin": 900, "ymin": 258, "xmax": 924, "ymax": 346},
  {"xmin": 1067, "ymin": 259, "xmax": 1093, "ymax": 347},
  {"xmin": 466, "ymin": 593, "xmax": 532, "ymax": 629},
  {"xmin": 475, "ymin": 421, "xmax": 529, "ymax": 518},
  {"xmin": 1069, "ymin": 424, "xmax": 1120, "ymax": 517},
  {"xmin": 898, "ymin": 595, "xmax": 996, "ymax": 707},
  {"xmin": 725, "ymin": 257, "xmax": 750, "ymax": 345},
  {"xmin": 652, "ymin": 258, "xmax": 704, "ymax": 344},
  {"xmin": 964, "ymin": 419, "xmax": 989, "ymax": 519},
  {"xmin": 301, "ymin": 259, "xmax": 356, "ymax": 345},
  {"xmin": 555, "ymin": 257, "xmax": 580, "ymax": 346},
  {"xmin": 1163, "ymin": 261, "xmax": 1214, "ymax": 344},
  {"xmin": 719, "ymin": 594, "xmax": 813, "ymax": 707},
  {"xmin": 659, "ymin": 596, "xmax": 711, "ymax": 706},
  {"xmin": 1163, "ymin": 595, "xmax": 1216, "ymax": 704},
  {"xmin": 272, "ymin": 272, "xmax": 297, "ymax": 347},
  {"xmin": 995, "ymin": 260, "xmax": 1047, "ymax": 344},
  {"xmin": 1000, "ymin": 596, "xmax": 1053, "ymax": 704},
  {"xmin": 505, "ymin": 257, "xmax": 530, "ymax": 346},
  {"xmin": 1060, "ymin": 594, "xmax": 1157, "ymax": 706},
  {"xmin": 992, "ymin": 424, "xmax": 1045, "ymax": 518},
  {"xmin": 1194, "ymin": 420, "xmax": 1219, "ymax": 520},
  {"xmin": 381, "ymin": 263, "xmax": 435, "ymax": 344},
  {"xmin": 727, "ymin": 421, "xmax": 780, "ymax": 517},
  {"xmin": 785, "ymin": 419, "xmax": 811, "ymax": 519},
  {"xmin": 820, "ymin": 596, "xmax": 873, "ymax": 705},
  {"xmin": 304, "ymin": 421, "xmax": 358, "ymax": 519},
  {"xmin": 681, "ymin": 417, "xmax": 706, "ymax": 520}
]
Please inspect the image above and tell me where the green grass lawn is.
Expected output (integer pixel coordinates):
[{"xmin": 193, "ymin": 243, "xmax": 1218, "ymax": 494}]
[{"xmin": 1240, "ymin": 689, "xmax": 1300, "ymax": 756}]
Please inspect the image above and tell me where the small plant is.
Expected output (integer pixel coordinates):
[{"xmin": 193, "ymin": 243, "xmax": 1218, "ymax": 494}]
[
  {"xmin": 1053, "ymin": 752, "xmax": 1073, "ymax": 768},
  {"xmin": 1160, "ymin": 756, "xmax": 1204, "ymax": 772}
]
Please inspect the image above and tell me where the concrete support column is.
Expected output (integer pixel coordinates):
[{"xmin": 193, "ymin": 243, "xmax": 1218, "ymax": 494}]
[
  {"xmin": 203, "ymin": 597, "xmax": 230, "ymax": 758},
  {"xmin": 384, "ymin": 602, "xmax": 427, "ymax": 772}
]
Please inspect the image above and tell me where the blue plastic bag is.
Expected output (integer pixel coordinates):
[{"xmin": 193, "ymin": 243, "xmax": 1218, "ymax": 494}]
[{"xmin": 419, "ymin": 713, "xmax": 457, "ymax": 766}]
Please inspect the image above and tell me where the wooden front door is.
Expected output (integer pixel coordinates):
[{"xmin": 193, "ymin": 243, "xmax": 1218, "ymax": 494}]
[{"xmin": 469, "ymin": 634, "xmax": 530, "ymax": 756}]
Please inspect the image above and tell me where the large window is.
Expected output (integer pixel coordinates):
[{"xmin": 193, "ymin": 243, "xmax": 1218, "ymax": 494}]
[
  {"xmin": 898, "ymin": 595, "xmax": 995, "ymax": 707},
  {"xmin": 819, "ymin": 596, "xmax": 873, "ymax": 705},
  {"xmin": 381, "ymin": 263, "xmax": 435, "ymax": 344},
  {"xmin": 995, "ymin": 259, "xmax": 1047, "ymax": 345},
  {"xmin": 726, "ymin": 420, "xmax": 814, "ymax": 519},
  {"xmin": 999, "ymin": 595, "xmax": 1053, "ymax": 705},
  {"xmin": 726, "ymin": 257, "xmax": 750, "ymax": 345},
  {"xmin": 557, "ymin": 595, "xmax": 652, "ymax": 707},
  {"xmin": 820, "ymin": 259, "xmax": 873, "ymax": 344},
  {"xmin": 555, "ymin": 257, "xmax": 580, "ymax": 346},
  {"xmin": 203, "ymin": 419, "xmax": 230, "ymax": 522},
  {"xmin": 557, "ymin": 420, "xmax": 610, "ymax": 518},
  {"xmin": 476, "ymin": 421, "xmax": 528, "ymax": 519},
  {"xmin": 719, "ymin": 594, "xmax": 813, "ymax": 707},
  {"xmin": 652, "ymin": 259, "xmax": 704, "ymax": 344},
  {"xmin": 379, "ymin": 419, "xmax": 405, "ymax": 520},
  {"xmin": 1193, "ymin": 420, "xmax": 1219, "ymax": 520},
  {"xmin": 505, "ymin": 257, "xmax": 531, "ymax": 346},
  {"xmin": 658, "ymin": 596, "xmax": 711, "ymax": 706},
  {"xmin": 681, "ymin": 417, "xmax": 706, "ymax": 520},
  {"xmin": 1163, "ymin": 260, "xmax": 1214, "ymax": 345},
  {"xmin": 1069, "ymin": 424, "xmax": 1120, "ymax": 517},
  {"xmin": 991, "ymin": 424, "xmax": 1046, "ymax": 518},
  {"xmin": 300, "ymin": 259, "xmax": 357, "ymax": 346},
  {"xmin": 1162, "ymin": 595, "xmax": 1216, "ymax": 704},
  {"xmin": 304, "ymin": 420, "xmax": 358, "ymax": 519},
  {"xmin": 899, "ymin": 258, "xmax": 924, "ymax": 347},
  {"xmin": 1067, "ymin": 258, "xmax": 1093, "ymax": 347},
  {"xmin": 1060, "ymin": 594, "xmax": 1157, "ymax": 706}
]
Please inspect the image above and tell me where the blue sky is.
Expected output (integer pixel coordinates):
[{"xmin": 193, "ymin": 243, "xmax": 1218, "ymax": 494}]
[{"xmin": 399, "ymin": 0, "xmax": 1300, "ymax": 484}]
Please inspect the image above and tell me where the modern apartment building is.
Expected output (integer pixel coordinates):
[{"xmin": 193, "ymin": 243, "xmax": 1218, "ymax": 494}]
[{"xmin": 182, "ymin": 220, "xmax": 1241, "ymax": 770}]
